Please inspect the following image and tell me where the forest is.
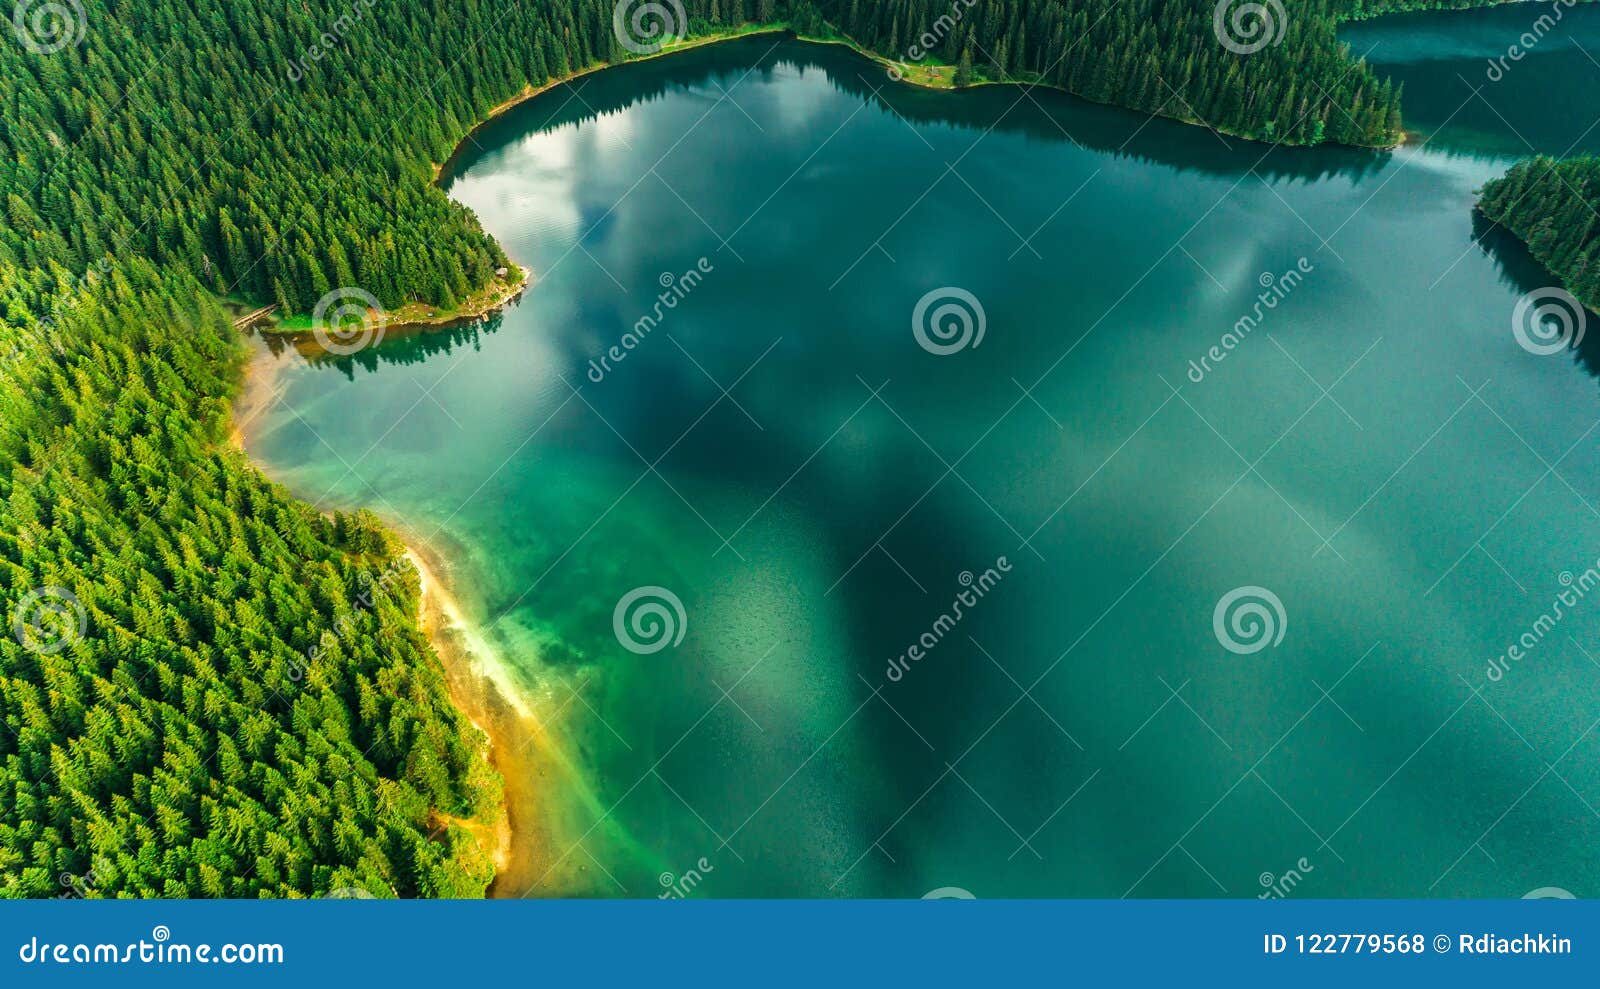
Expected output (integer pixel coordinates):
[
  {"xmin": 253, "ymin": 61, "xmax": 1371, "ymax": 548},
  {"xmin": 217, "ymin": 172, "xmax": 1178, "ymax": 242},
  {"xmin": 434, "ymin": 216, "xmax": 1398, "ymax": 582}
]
[
  {"xmin": 0, "ymin": 0, "xmax": 1589, "ymax": 897},
  {"xmin": 1479, "ymin": 156, "xmax": 1600, "ymax": 313}
]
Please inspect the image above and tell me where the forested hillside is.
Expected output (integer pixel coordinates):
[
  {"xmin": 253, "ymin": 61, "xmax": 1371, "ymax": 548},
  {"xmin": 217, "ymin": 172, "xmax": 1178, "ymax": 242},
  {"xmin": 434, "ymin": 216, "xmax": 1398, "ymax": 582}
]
[
  {"xmin": 1479, "ymin": 156, "xmax": 1600, "ymax": 311},
  {"xmin": 0, "ymin": 0, "xmax": 1567, "ymax": 897}
]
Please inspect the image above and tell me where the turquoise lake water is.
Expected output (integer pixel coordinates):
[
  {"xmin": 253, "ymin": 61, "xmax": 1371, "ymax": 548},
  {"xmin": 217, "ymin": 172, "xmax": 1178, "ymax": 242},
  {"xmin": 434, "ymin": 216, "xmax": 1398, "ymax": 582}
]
[{"xmin": 249, "ymin": 7, "xmax": 1600, "ymax": 897}]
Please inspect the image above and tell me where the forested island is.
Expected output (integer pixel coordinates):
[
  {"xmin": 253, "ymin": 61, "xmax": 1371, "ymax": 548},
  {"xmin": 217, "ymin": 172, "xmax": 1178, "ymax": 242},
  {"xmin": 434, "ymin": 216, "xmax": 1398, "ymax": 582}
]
[
  {"xmin": 0, "ymin": 0, "xmax": 1593, "ymax": 898},
  {"xmin": 1479, "ymin": 156, "xmax": 1600, "ymax": 313}
]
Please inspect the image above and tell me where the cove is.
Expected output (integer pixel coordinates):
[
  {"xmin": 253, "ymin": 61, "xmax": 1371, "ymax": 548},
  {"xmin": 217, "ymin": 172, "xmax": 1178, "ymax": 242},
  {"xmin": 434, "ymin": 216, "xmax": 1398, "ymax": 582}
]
[{"xmin": 245, "ymin": 14, "xmax": 1600, "ymax": 898}]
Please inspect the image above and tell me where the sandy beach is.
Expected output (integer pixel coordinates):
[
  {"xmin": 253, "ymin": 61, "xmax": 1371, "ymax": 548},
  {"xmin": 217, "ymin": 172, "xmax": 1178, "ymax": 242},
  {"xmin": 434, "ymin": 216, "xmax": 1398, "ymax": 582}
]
[{"xmin": 227, "ymin": 333, "xmax": 587, "ymax": 897}]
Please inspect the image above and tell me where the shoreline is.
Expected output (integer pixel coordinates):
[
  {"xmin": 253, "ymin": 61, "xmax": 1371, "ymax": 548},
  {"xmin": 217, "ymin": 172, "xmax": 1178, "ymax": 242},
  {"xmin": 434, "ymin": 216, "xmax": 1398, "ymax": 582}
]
[
  {"xmin": 228, "ymin": 344, "xmax": 604, "ymax": 897},
  {"xmin": 431, "ymin": 26, "xmax": 1403, "ymax": 170},
  {"xmin": 260, "ymin": 265, "xmax": 531, "ymax": 354}
]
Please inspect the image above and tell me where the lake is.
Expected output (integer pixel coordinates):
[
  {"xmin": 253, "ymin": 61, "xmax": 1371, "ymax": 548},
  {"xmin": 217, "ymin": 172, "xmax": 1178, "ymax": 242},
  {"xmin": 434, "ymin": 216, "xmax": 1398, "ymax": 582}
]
[{"xmin": 246, "ymin": 6, "xmax": 1600, "ymax": 898}]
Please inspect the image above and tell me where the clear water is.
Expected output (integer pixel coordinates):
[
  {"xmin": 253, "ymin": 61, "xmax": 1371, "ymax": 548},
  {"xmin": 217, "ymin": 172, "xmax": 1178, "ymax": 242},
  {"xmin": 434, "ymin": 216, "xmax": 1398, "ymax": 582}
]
[{"xmin": 249, "ymin": 9, "xmax": 1600, "ymax": 898}]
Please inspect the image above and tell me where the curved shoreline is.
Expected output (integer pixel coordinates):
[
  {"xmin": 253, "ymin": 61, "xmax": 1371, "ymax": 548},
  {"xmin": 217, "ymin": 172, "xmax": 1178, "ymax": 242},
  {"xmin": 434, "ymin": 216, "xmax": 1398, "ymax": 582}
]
[
  {"xmin": 228, "ymin": 341, "xmax": 603, "ymax": 897},
  {"xmin": 226, "ymin": 17, "xmax": 1420, "ymax": 897},
  {"xmin": 431, "ymin": 26, "xmax": 1403, "ymax": 172}
]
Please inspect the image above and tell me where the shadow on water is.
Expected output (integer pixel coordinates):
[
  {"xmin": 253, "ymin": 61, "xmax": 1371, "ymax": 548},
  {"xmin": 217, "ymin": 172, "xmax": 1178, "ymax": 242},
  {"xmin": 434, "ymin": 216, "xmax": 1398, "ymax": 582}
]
[
  {"xmin": 439, "ymin": 34, "xmax": 1392, "ymax": 189},
  {"xmin": 1473, "ymin": 209, "xmax": 1600, "ymax": 380},
  {"xmin": 1348, "ymin": 3, "xmax": 1600, "ymax": 159},
  {"xmin": 258, "ymin": 314, "xmax": 503, "ymax": 378}
]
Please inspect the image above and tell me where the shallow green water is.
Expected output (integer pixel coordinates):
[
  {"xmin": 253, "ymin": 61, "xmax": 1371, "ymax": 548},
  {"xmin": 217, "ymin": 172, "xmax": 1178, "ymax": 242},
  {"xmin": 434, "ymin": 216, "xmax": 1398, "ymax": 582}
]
[{"xmin": 250, "ymin": 12, "xmax": 1600, "ymax": 897}]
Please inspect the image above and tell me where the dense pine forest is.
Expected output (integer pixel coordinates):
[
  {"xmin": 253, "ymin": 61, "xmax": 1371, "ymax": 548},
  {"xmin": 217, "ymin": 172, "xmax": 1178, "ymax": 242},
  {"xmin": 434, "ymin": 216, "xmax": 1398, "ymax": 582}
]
[
  {"xmin": 1479, "ymin": 156, "xmax": 1600, "ymax": 312},
  {"xmin": 0, "ymin": 0, "xmax": 1586, "ymax": 897}
]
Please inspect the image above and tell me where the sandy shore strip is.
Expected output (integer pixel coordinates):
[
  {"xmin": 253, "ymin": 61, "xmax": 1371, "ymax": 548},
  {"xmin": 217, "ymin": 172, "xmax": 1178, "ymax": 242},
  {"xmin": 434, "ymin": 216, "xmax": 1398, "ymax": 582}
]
[
  {"xmin": 228, "ymin": 338, "xmax": 587, "ymax": 896},
  {"xmin": 402, "ymin": 536, "xmax": 598, "ymax": 897}
]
